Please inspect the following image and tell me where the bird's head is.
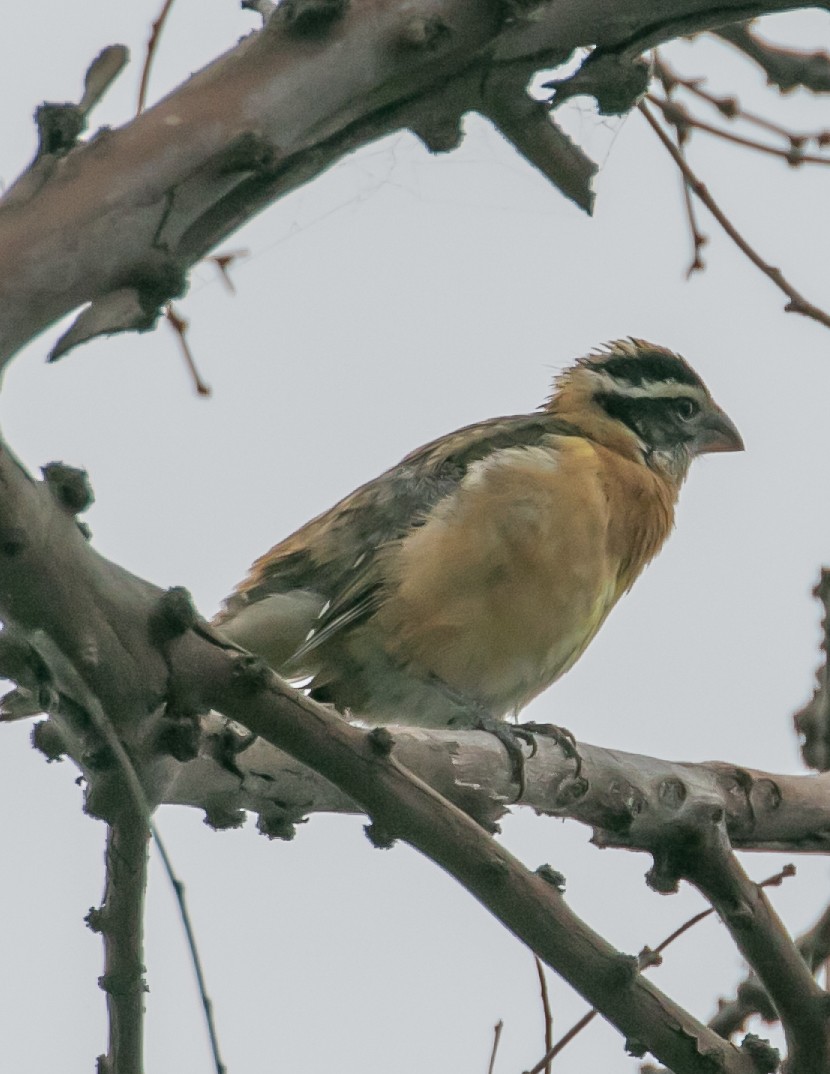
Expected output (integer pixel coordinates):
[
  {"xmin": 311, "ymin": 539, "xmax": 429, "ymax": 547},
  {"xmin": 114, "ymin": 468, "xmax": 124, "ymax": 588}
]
[{"xmin": 546, "ymin": 339, "xmax": 743, "ymax": 483}]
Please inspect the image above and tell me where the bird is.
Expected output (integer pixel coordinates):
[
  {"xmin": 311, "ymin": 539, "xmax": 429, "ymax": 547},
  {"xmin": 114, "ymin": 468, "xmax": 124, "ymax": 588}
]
[{"xmin": 215, "ymin": 339, "xmax": 742, "ymax": 766}]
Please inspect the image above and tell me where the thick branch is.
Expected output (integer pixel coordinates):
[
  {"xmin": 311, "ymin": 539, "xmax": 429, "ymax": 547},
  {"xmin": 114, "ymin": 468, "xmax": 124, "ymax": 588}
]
[
  {"xmin": 158, "ymin": 714, "xmax": 830, "ymax": 854},
  {"xmin": 658, "ymin": 809, "xmax": 830, "ymax": 1070},
  {"xmin": 0, "ymin": 433, "xmax": 815, "ymax": 1071},
  {"xmin": 0, "ymin": 0, "xmax": 814, "ymax": 366},
  {"xmin": 173, "ymin": 643, "xmax": 759, "ymax": 1074}
]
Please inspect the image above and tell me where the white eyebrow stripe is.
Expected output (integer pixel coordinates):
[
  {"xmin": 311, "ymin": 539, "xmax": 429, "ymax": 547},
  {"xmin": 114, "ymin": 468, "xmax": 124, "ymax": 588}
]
[{"xmin": 592, "ymin": 372, "xmax": 709, "ymax": 401}]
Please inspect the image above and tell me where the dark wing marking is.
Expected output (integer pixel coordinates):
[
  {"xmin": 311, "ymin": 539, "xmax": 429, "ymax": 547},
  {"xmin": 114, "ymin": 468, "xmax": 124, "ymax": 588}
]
[{"xmin": 220, "ymin": 413, "xmax": 584, "ymax": 654}]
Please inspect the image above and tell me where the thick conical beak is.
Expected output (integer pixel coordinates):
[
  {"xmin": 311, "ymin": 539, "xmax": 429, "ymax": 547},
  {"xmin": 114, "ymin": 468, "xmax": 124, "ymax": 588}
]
[{"xmin": 693, "ymin": 407, "xmax": 744, "ymax": 455}]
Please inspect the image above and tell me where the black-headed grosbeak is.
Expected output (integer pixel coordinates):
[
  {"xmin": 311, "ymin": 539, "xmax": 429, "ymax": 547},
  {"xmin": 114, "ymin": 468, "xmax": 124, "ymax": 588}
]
[{"xmin": 216, "ymin": 340, "xmax": 742, "ymax": 737}]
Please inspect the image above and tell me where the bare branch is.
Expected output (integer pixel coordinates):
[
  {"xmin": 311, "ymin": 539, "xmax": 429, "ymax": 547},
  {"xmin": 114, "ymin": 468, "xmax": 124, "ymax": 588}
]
[
  {"xmin": 209, "ymin": 249, "xmax": 249, "ymax": 294},
  {"xmin": 481, "ymin": 65, "xmax": 597, "ymax": 213},
  {"xmin": 533, "ymin": 956, "xmax": 553, "ymax": 1074},
  {"xmin": 638, "ymin": 99, "xmax": 830, "ymax": 332},
  {"xmin": 711, "ymin": 894, "xmax": 830, "ymax": 1041},
  {"xmin": 654, "ymin": 55, "xmax": 830, "ymax": 148},
  {"xmin": 795, "ymin": 568, "xmax": 830, "ymax": 771},
  {"xmin": 152, "ymin": 829, "xmax": 227, "ymax": 1074},
  {"xmin": 25, "ymin": 631, "xmax": 226, "ymax": 1074},
  {"xmin": 137, "ymin": 0, "xmax": 178, "ymax": 115},
  {"xmin": 92, "ymin": 807, "xmax": 149, "ymax": 1074},
  {"xmin": 0, "ymin": 0, "xmax": 819, "ymax": 367},
  {"xmin": 716, "ymin": 20, "xmax": 830, "ymax": 94},
  {"xmin": 164, "ymin": 304, "xmax": 212, "ymax": 396},
  {"xmin": 647, "ymin": 92, "xmax": 830, "ymax": 166},
  {"xmin": 488, "ymin": 1020, "xmax": 504, "ymax": 1074},
  {"xmin": 527, "ymin": 866, "xmax": 795, "ymax": 1068},
  {"xmin": 653, "ymin": 58, "xmax": 707, "ymax": 275},
  {"xmin": 185, "ymin": 646, "xmax": 760, "ymax": 1074},
  {"xmin": 81, "ymin": 46, "xmax": 130, "ymax": 117},
  {"xmin": 657, "ymin": 809, "xmax": 829, "ymax": 1069}
]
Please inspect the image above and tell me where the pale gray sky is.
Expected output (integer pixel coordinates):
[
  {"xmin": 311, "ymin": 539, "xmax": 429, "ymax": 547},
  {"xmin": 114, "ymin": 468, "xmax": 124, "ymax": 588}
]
[{"xmin": 1, "ymin": 5, "xmax": 829, "ymax": 1073}]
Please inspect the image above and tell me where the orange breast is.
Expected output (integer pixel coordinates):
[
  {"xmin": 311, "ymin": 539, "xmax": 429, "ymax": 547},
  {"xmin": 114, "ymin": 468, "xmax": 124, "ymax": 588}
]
[{"xmin": 375, "ymin": 439, "xmax": 676, "ymax": 714}]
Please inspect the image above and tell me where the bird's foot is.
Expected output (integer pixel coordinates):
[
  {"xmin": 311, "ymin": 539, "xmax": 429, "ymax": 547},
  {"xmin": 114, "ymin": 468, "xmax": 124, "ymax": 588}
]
[
  {"xmin": 517, "ymin": 721, "xmax": 582, "ymax": 780},
  {"xmin": 473, "ymin": 716, "xmax": 546, "ymax": 800}
]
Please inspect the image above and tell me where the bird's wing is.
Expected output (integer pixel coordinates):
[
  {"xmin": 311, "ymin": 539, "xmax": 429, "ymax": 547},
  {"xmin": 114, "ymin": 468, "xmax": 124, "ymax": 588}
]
[{"xmin": 217, "ymin": 413, "xmax": 582, "ymax": 660}]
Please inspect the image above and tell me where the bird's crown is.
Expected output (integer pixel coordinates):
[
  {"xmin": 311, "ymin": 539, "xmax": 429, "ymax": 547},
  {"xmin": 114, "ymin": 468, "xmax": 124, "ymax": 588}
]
[{"xmin": 561, "ymin": 337, "xmax": 705, "ymax": 394}]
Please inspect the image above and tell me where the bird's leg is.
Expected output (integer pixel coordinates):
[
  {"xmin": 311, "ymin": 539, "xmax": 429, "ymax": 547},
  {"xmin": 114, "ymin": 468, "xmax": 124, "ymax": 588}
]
[
  {"xmin": 422, "ymin": 673, "xmax": 533, "ymax": 797},
  {"xmin": 472, "ymin": 714, "xmax": 537, "ymax": 799},
  {"xmin": 516, "ymin": 721, "xmax": 583, "ymax": 780}
]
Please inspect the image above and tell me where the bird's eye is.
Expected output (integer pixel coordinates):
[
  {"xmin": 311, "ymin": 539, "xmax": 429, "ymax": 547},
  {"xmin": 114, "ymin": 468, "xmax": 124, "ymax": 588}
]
[{"xmin": 673, "ymin": 398, "xmax": 699, "ymax": 421}]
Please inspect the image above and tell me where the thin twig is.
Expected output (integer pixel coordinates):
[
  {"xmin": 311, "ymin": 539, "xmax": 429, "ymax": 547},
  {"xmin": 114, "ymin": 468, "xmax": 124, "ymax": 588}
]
[
  {"xmin": 151, "ymin": 825, "xmax": 227, "ymax": 1074},
  {"xmin": 209, "ymin": 250, "xmax": 249, "ymax": 295},
  {"xmin": 653, "ymin": 55, "xmax": 830, "ymax": 148},
  {"xmin": 165, "ymin": 304, "xmax": 212, "ymax": 396},
  {"xmin": 137, "ymin": 0, "xmax": 178, "ymax": 114},
  {"xmin": 654, "ymin": 55, "xmax": 707, "ymax": 276},
  {"xmin": 488, "ymin": 1020, "xmax": 504, "ymax": 1074},
  {"xmin": 533, "ymin": 957, "xmax": 553, "ymax": 1074},
  {"xmin": 647, "ymin": 93, "xmax": 830, "ymax": 167},
  {"xmin": 679, "ymin": 174, "xmax": 707, "ymax": 277},
  {"xmin": 527, "ymin": 865, "xmax": 796, "ymax": 1069},
  {"xmin": 638, "ymin": 98, "xmax": 830, "ymax": 332}
]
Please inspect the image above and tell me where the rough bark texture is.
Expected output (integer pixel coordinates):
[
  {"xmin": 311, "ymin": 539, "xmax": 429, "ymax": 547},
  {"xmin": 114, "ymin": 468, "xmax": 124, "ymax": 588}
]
[
  {"xmin": 2, "ymin": 3, "xmax": 829, "ymax": 1072},
  {"xmin": 0, "ymin": 0, "xmax": 812, "ymax": 365}
]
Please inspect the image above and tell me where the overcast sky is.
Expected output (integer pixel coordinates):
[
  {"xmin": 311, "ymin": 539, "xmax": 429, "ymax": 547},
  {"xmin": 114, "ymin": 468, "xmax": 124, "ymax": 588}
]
[{"xmin": 2, "ymin": 5, "xmax": 830, "ymax": 1073}]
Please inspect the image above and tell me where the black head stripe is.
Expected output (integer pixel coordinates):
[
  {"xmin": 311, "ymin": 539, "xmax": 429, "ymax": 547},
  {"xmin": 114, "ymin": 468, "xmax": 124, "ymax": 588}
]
[
  {"xmin": 596, "ymin": 349, "xmax": 702, "ymax": 389},
  {"xmin": 596, "ymin": 392, "xmax": 694, "ymax": 450}
]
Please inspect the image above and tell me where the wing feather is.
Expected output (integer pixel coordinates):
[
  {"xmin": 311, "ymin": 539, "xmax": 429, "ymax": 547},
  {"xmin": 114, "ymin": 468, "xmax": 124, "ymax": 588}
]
[{"xmin": 218, "ymin": 413, "xmax": 583, "ymax": 659}]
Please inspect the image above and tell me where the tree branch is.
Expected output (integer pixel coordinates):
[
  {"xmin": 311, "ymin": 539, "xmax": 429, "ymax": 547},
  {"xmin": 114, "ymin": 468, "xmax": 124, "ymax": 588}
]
[
  {"xmin": 638, "ymin": 98, "xmax": 830, "ymax": 332},
  {"xmin": 0, "ymin": 0, "xmax": 816, "ymax": 365},
  {"xmin": 177, "ymin": 641, "xmax": 760, "ymax": 1074},
  {"xmin": 710, "ymin": 895, "xmax": 830, "ymax": 1041},
  {"xmin": 651, "ymin": 808, "xmax": 830, "ymax": 1070},
  {"xmin": 91, "ymin": 806, "xmax": 150, "ymax": 1074},
  {"xmin": 0, "ymin": 433, "xmax": 764, "ymax": 1073},
  {"xmin": 795, "ymin": 568, "xmax": 830, "ymax": 772},
  {"xmin": 716, "ymin": 20, "xmax": 830, "ymax": 93},
  {"xmin": 153, "ymin": 712, "xmax": 830, "ymax": 855}
]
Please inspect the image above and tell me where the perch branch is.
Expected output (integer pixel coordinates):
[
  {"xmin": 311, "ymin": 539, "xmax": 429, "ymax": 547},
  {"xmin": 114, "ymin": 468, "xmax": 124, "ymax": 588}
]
[
  {"xmin": 165, "ymin": 713, "xmax": 830, "ymax": 855},
  {"xmin": 172, "ymin": 638, "xmax": 763, "ymax": 1074},
  {"xmin": 0, "ymin": 433, "xmax": 821, "ymax": 1071}
]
